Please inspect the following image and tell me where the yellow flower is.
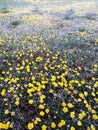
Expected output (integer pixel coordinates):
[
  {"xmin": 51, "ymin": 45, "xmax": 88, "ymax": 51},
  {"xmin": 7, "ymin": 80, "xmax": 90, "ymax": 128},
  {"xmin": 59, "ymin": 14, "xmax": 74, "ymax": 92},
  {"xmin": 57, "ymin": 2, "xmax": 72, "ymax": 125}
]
[
  {"xmin": 58, "ymin": 82, "xmax": 63, "ymax": 87},
  {"xmin": 78, "ymin": 98, "xmax": 82, "ymax": 102},
  {"xmin": 34, "ymin": 120, "xmax": 38, "ymax": 125},
  {"xmin": 0, "ymin": 77, "xmax": 4, "ymax": 80},
  {"xmin": 79, "ymin": 93, "xmax": 85, "ymax": 99},
  {"xmin": 41, "ymin": 125, "xmax": 47, "ymax": 130},
  {"xmin": 94, "ymin": 98, "xmax": 98, "ymax": 103},
  {"xmin": 26, "ymin": 65, "xmax": 30, "ymax": 73},
  {"xmin": 78, "ymin": 111, "xmax": 86, "ymax": 119},
  {"xmin": 27, "ymin": 88, "xmax": 33, "ymax": 94},
  {"xmin": 68, "ymin": 103, "xmax": 74, "ymax": 108},
  {"xmin": 58, "ymin": 123, "xmax": 62, "ymax": 128},
  {"xmin": 63, "ymin": 107, "xmax": 68, "ymax": 113},
  {"xmin": 36, "ymin": 57, "xmax": 43, "ymax": 62},
  {"xmin": 51, "ymin": 122, "xmax": 56, "ymax": 128},
  {"xmin": 52, "ymin": 82, "xmax": 58, "ymax": 87},
  {"xmin": 94, "ymin": 39, "xmax": 98, "ymax": 43},
  {"xmin": 40, "ymin": 95, "xmax": 46, "ymax": 100},
  {"xmin": 39, "ymin": 111, "xmax": 45, "ymax": 116},
  {"xmin": 91, "ymin": 109, "xmax": 96, "ymax": 114},
  {"xmin": 84, "ymin": 92, "xmax": 88, "ymax": 97},
  {"xmin": 70, "ymin": 111, "xmax": 75, "ymax": 118},
  {"xmin": 39, "ymin": 104, "xmax": 45, "ymax": 109},
  {"xmin": 57, "ymin": 119, "xmax": 66, "ymax": 128},
  {"xmin": 62, "ymin": 102, "xmax": 66, "ymax": 107},
  {"xmin": 39, "ymin": 99, "xmax": 44, "ymax": 103},
  {"xmin": 91, "ymin": 124, "xmax": 96, "ymax": 130},
  {"xmin": 51, "ymin": 75, "xmax": 56, "ymax": 81},
  {"xmin": 3, "ymin": 123, "xmax": 9, "ymax": 129},
  {"xmin": 2, "ymin": 71, "xmax": 6, "ymax": 74},
  {"xmin": 15, "ymin": 100, "xmax": 19, "ymax": 106},
  {"xmin": 5, "ymin": 110, "xmax": 9, "ymax": 115},
  {"xmin": 78, "ymin": 83, "xmax": 81, "ymax": 87},
  {"xmin": 87, "ymin": 127, "xmax": 90, "ymax": 130},
  {"xmin": 45, "ymin": 109, "xmax": 49, "ymax": 113},
  {"xmin": 0, "ymin": 123, "xmax": 4, "ymax": 129},
  {"xmin": 70, "ymin": 126, "xmax": 75, "ymax": 130},
  {"xmin": 11, "ymin": 111, "xmax": 15, "ymax": 116},
  {"xmin": 31, "ymin": 76, "xmax": 35, "ymax": 81},
  {"xmin": 0, "ymin": 122, "xmax": 10, "ymax": 129},
  {"xmin": 77, "ymin": 120, "xmax": 82, "ymax": 126},
  {"xmin": 49, "ymin": 89, "xmax": 53, "ymax": 93},
  {"xmin": 91, "ymin": 92, "xmax": 96, "ymax": 97},
  {"xmin": 92, "ymin": 114, "xmax": 98, "ymax": 119},
  {"xmin": 78, "ymin": 67, "xmax": 82, "ymax": 70},
  {"xmin": 10, "ymin": 122, "xmax": 14, "ymax": 128},
  {"xmin": 61, "ymin": 119, "xmax": 66, "ymax": 125},
  {"xmin": 81, "ymin": 80, "xmax": 85, "ymax": 84},
  {"xmin": 9, "ymin": 67, "xmax": 13, "ymax": 71},
  {"xmin": 28, "ymin": 83, "xmax": 34, "ymax": 87},
  {"xmin": 1, "ymin": 89, "xmax": 6, "ymax": 96},
  {"xmin": 36, "ymin": 117, "xmax": 42, "ymax": 122},
  {"xmin": 29, "ymin": 100, "xmax": 34, "ymax": 105},
  {"xmin": 28, "ymin": 123, "xmax": 34, "ymax": 130}
]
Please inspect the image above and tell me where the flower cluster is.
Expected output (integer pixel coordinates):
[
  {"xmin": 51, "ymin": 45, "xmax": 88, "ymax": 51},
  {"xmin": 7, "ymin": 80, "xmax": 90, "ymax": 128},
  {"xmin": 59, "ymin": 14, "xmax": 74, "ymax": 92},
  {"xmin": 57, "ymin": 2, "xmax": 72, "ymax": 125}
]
[
  {"xmin": 0, "ymin": 4, "xmax": 98, "ymax": 128},
  {"xmin": 0, "ymin": 33, "xmax": 98, "ymax": 130}
]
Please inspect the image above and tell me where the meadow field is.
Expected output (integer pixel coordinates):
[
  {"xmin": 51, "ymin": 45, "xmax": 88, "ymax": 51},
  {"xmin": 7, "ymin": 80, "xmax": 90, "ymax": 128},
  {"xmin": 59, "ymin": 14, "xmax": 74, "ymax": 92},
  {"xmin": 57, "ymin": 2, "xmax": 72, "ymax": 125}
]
[{"xmin": 0, "ymin": 0, "xmax": 98, "ymax": 130}]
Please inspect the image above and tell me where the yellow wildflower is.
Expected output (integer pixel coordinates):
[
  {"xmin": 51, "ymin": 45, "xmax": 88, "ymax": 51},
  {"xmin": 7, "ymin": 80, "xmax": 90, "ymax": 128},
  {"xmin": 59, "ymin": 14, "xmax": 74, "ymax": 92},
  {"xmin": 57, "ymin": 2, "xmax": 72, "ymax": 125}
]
[
  {"xmin": 92, "ymin": 114, "xmax": 98, "ymax": 119},
  {"xmin": 51, "ymin": 75, "xmax": 56, "ymax": 81},
  {"xmin": 41, "ymin": 125, "xmax": 47, "ymax": 130},
  {"xmin": 45, "ymin": 109, "xmax": 49, "ymax": 113},
  {"xmin": 1, "ymin": 89, "xmax": 6, "ymax": 96},
  {"xmin": 28, "ymin": 123, "xmax": 34, "ymax": 130},
  {"xmin": 62, "ymin": 102, "xmax": 66, "ymax": 107},
  {"xmin": 77, "ymin": 120, "xmax": 82, "ymax": 126},
  {"xmin": 63, "ymin": 107, "xmax": 68, "ymax": 113},
  {"xmin": 39, "ymin": 104, "xmax": 45, "ymax": 109},
  {"xmin": 91, "ymin": 124, "xmax": 96, "ymax": 130},
  {"xmin": 15, "ymin": 100, "xmax": 19, "ymax": 106},
  {"xmin": 68, "ymin": 103, "xmax": 74, "ymax": 108},
  {"xmin": 70, "ymin": 111, "xmax": 75, "ymax": 118},
  {"xmin": 58, "ymin": 123, "xmax": 62, "ymax": 128},
  {"xmin": 4, "ymin": 110, "xmax": 9, "ymax": 115},
  {"xmin": 29, "ymin": 99, "xmax": 34, "ymax": 105},
  {"xmin": 70, "ymin": 126, "xmax": 75, "ymax": 130},
  {"xmin": 39, "ymin": 111, "xmax": 45, "ymax": 116},
  {"xmin": 51, "ymin": 122, "xmax": 56, "ymax": 128}
]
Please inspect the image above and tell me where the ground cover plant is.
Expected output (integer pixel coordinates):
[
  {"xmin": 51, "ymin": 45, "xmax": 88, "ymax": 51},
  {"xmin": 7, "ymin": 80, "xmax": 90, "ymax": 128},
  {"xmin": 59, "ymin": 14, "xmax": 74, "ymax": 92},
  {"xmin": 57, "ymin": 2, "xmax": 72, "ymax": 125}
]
[{"xmin": 0, "ymin": 0, "xmax": 98, "ymax": 130}]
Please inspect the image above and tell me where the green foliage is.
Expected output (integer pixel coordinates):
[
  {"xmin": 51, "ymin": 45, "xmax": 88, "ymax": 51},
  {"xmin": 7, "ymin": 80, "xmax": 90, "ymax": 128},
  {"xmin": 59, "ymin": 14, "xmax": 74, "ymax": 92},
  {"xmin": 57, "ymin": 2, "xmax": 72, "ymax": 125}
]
[
  {"xmin": 0, "ymin": 8, "xmax": 9, "ymax": 13},
  {"xmin": 11, "ymin": 20, "xmax": 20, "ymax": 27}
]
